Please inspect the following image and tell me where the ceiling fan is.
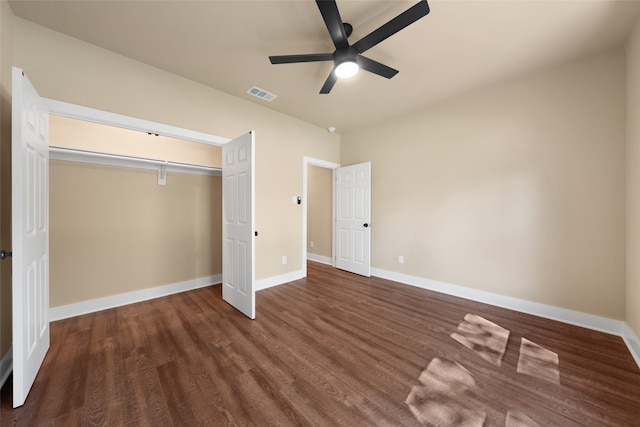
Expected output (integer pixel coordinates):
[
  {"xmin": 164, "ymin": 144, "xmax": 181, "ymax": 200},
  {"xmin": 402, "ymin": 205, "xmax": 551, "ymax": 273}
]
[{"xmin": 269, "ymin": 0, "xmax": 430, "ymax": 94}]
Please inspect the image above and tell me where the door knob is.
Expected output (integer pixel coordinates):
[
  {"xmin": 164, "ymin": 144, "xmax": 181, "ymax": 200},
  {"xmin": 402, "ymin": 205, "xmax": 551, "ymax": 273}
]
[
  {"xmin": 0, "ymin": 250, "xmax": 12, "ymax": 260},
  {"xmin": 363, "ymin": 223, "xmax": 369, "ymax": 228}
]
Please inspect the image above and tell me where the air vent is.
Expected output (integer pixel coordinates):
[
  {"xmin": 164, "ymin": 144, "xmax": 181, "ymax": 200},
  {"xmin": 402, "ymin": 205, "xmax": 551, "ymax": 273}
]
[{"xmin": 247, "ymin": 86, "xmax": 277, "ymax": 102}]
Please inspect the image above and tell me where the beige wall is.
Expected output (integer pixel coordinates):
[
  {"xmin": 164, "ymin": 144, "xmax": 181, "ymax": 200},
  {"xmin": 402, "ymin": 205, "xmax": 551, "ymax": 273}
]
[
  {"xmin": 12, "ymin": 18, "xmax": 341, "ymax": 284},
  {"xmin": 50, "ymin": 161, "xmax": 221, "ymax": 307},
  {"xmin": 0, "ymin": 0, "xmax": 13, "ymax": 358},
  {"xmin": 342, "ymin": 48, "xmax": 626, "ymax": 320},
  {"xmin": 307, "ymin": 165, "xmax": 332, "ymax": 258},
  {"xmin": 627, "ymin": 19, "xmax": 640, "ymax": 338}
]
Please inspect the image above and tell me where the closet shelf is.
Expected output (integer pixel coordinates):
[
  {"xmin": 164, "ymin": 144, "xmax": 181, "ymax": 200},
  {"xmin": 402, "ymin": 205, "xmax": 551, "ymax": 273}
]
[{"xmin": 49, "ymin": 146, "xmax": 221, "ymax": 185}]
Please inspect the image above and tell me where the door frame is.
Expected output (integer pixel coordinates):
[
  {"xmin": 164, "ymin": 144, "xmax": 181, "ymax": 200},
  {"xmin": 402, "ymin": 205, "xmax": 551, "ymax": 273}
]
[{"xmin": 302, "ymin": 156, "xmax": 340, "ymax": 278}]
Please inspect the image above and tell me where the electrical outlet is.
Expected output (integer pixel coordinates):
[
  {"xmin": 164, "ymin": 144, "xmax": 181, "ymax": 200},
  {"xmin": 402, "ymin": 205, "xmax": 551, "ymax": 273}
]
[
  {"xmin": 398, "ymin": 255, "xmax": 404, "ymax": 264},
  {"xmin": 310, "ymin": 241, "xmax": 314, "ymax": 248},
  {"xmin": 282, "ymin": 255, "xmax": 287, "ymax": 265}
]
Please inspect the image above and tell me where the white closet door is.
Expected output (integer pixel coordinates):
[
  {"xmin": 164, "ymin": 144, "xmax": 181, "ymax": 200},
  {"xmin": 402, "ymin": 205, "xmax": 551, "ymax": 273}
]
[
  {"xmin": 222, "ymin": 131, "xmax": 255, "ymax": 319},
  {"xmin": 11, "ymin": 67, "xmax": 50, "ymax": 407}
]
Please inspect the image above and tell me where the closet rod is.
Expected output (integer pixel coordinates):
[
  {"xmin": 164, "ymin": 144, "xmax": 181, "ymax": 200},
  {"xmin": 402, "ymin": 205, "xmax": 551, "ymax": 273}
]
[{"xmin": 49, "ymin": 145, "xmax": 221, "ymax": 173}]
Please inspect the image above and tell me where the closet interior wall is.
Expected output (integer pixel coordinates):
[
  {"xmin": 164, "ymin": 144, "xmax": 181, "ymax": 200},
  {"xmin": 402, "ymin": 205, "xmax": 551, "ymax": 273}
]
[{"xmin": 49, "ymin": 115, "xmax": 223, "ymax": 309}]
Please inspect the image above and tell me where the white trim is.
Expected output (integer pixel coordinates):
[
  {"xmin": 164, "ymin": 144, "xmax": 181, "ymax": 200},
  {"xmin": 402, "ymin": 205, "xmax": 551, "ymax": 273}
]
[
  {"xmin": 49, "ymin": 146, "xmax": 222, "ymax": 177},
  {"xmin": 0, "ymin": 347, "xmax": 12, "ymax": 389},
  {"xmin": 623, "ymin": 323, "xmax": 640, "ymax": 368},
  {"xmin": 303, "ymin": 157, "xmax": 342, "ymax": 170},
  {"xmin": 49, "ymin": 274, "xmax": 221, "ymax": 321},
  {"xmin": 44, "ymin": 98, "xmax": 230, "ymax": 146},
  {"xmin": 302, "ymin": 156, "xmax": 340, "ymax": 278},
  {"xmin": 307, "ymin": 253, "xmax": 332, "ymax": 265},
  {"xmin": 371, "ymin": 267, "xmax": 626, "ymax": 336},
  {"xmin": 255, "ymin": 270, "xmax": 304, "ymax": 291}
]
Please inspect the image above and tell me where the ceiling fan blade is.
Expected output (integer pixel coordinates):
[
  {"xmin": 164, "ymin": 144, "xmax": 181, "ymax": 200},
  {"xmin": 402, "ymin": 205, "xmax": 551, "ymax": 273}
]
[
  {"xmin": 320, "ymin": 69, "xmax": 338, "ymax": 94},
  {"xmin": 358, "ymin": 56, "xmax": 398, "ymax": 79},
  {"xmin": 316, "ymin": 0, "xmax": 349, "ymax": 49},
  {"xmin": 269, "ymin": 53, "xmax": 334, "ymax": 64},
  {"xmin": 353, "ymin": 1, "xmax": 430, "ymax": 54}
]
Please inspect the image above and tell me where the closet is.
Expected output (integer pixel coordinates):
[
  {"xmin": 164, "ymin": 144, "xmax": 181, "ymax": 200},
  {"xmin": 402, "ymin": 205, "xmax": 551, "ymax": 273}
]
[{"xmin": 48, "ymin": 115, "xmax": 223, "ymax": 312}]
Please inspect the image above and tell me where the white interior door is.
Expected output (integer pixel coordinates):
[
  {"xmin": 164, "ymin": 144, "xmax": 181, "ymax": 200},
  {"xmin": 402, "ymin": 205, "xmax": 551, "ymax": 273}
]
[
  {"xmin": 335, "ymin": 162, "xmax": 371, "ymax": 277},
  {"xmin": 222, "ymin": 131, "xmax": 255, "ymax": 319},
  {"xmin": 11, "ymin": 67, "xmax": 50, "ymax": 407}
]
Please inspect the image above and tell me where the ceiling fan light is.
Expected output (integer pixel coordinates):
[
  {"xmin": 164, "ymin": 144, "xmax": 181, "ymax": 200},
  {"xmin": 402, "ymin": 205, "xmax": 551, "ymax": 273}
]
[{"xmin": 335, "ymin": 61, "xmax": 359, "ymax": 79}]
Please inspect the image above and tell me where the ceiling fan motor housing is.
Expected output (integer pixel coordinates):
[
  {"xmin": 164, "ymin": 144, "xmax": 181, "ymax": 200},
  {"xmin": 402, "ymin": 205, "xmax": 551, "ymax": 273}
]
[{"xmin": 334, "ymin": 46, "xmax": 359, "ymax": 65}]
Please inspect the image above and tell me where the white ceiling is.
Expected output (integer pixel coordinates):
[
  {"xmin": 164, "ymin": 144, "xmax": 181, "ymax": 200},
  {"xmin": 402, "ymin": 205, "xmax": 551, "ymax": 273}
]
[{"xmin": 9, "ymin": 0, "xmax": 640, "ymax": 133}]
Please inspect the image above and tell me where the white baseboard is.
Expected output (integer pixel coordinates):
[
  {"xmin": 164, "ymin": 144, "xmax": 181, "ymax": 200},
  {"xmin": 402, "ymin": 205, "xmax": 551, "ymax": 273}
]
[
  {"xmin": 371, "ymin": 268, "xmax": 627, "ymax": 338},
  {"xmin": 306, "ymin": 253, "xmax": 332, "ymax": 265},
  {"xmin": 41, "ymin": 265, "xmax": 640, "ymax": 370},
  {"xmin": 255, "ymin": 269, "xmax": 304, "ymax": 291},
  {"xmin": 0, "ymin": 346, "xmax": 12, "ymax": 389},
  {"xmin": 49, "ymin": 274, "xmax": 221, "ymax": 321},
  {"xmin": 623, "ymin": 323, "xmax": 640, "ymax": 368},
  {"xmin": 372, "ymin": 267, "xmax": 640, "ymax": 368}
]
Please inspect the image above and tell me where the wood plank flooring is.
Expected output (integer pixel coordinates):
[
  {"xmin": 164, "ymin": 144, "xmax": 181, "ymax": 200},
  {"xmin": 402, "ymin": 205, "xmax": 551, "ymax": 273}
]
[{"xmin": 2, "ymin": 261, "xmax": 639, "ymax": 426}]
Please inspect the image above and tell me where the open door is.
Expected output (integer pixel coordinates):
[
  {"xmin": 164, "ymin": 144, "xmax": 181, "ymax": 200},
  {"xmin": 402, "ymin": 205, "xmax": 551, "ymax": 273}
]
[
  {"xmin": 11, "ymin": 67, "xmax": 50, "ymax": 407},
  {"xmin": 222, "ymin": 131, "xmax": 255, "ymax": 319},
  {"xmin": 335, "ymin": 162, "xmax": 371, "ymax": 277}
]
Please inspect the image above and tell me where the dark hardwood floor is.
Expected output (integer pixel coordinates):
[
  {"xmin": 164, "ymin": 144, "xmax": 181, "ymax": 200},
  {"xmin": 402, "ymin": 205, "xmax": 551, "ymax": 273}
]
[{"xmin": 2, "ymin": 261, "xmax": 639, "ymax": 426}]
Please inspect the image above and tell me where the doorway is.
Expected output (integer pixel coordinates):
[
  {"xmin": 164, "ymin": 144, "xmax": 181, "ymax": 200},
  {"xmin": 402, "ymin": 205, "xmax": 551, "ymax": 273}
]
[
  {"xmin": 41, "ymin": 102, "xmax": 256, "ymax": 323},
  {"xmin": 307, "ymin": 164, "xmax": 333, "ymax": 264},
  {"xmin": 302, "ymin": 157, "xmax": 372, "ymax": 278},
  {"xmin": 302, "ymin": 157, "xmax": 339, "ymax": 278}
]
